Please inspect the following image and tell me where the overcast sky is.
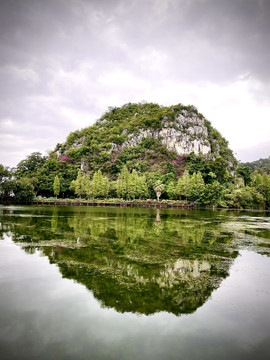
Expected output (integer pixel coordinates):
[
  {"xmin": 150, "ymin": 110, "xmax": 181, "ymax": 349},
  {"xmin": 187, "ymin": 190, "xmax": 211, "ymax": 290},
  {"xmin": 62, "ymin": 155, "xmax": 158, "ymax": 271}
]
[{"xmin": 0, "ymin": 0, "xmax": 270, "ymax": 167}]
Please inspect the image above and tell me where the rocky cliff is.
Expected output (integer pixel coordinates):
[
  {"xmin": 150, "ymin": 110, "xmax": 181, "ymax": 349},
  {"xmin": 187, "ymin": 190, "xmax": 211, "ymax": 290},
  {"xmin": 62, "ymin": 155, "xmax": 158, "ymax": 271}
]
[{"xmin": 121, "ymin": 113, "xmax": 212, "ymax": 156}]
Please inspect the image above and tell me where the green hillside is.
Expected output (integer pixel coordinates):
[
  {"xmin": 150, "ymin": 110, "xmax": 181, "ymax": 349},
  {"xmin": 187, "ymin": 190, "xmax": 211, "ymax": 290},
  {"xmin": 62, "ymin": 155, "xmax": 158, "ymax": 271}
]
[
  {"xmin": 55, "ymin": 102, "xmax": 236, "ymax": 177},
  {"xmin": 1, "ymin": 102, "xmax": 270, "ymax": 209},
  {"xmin": 242, "ymin": 157, "xmax": 270, "ymax": 174}
]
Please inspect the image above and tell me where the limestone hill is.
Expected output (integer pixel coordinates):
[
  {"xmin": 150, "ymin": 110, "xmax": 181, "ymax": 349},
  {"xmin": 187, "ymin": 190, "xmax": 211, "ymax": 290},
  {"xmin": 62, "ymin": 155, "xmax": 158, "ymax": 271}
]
[{"xmin": 55, "ymin": 102, "xmax": 236, "ymax": 177}]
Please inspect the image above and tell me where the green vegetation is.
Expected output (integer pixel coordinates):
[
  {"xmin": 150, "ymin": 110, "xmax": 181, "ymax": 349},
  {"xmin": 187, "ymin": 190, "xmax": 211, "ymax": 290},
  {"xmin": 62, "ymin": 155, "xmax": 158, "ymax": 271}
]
[
  {"xmin": 0, "ymin": 164, "xmax": 35, "ymax": 202},
  {"xmin": 54, "ymin": 102, "xmax": 237, "ymax": 177},
  {"xmin": 53, "ymin": 175, "xmax": 60, "ymax": 198},
  {"xmin": 2, "ymin": 205, "xmax": 269, "ymax": 316},
  {"xmin": 242, "ymin": 157, "xmax": 270, "ymax": 174},
  {"xmin": 0, "ymin": 102, "xmax": 269, "ymax": 209},
  {"xmin": 0, "ymin": 206, "xmax": 241, "ymax": 315}
]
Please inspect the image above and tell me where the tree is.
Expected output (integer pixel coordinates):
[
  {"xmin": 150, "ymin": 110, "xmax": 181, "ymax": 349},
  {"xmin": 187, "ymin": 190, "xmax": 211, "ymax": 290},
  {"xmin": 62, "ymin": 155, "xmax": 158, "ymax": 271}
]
[
  {"xmin": 238, "ymin": 166, "xmax": 252, "ymax": 186},
  {"xmin": 176, "ymin": 171, "xmax": 190, "ymax": 200},
  {"xmin": 86, "ymin": 177, "xmax": 93, "ymax": 199},
  {"xmin": 16, "ymin": 152, "xmax": 46, "ymax": 179},
  {"xmin": 103, "ymin": 176, "xmax": 110, "ymax": 198},
  {"xmin": 75, "ymin": 171, "xmax": 84, "ymax": 198},
  {"xmin": 248, "ymin": 187, "xmax": 265, "ymax": 208},
  {"xmin": 81, "ymin": 173, "xmax": 89, "ymax": 198},
  {"xmin": 252, "ymin": 170, "xmax": 262, "ymax": 188},
  {"xmin": 73, "ymin": 170, "xmax": 89, "ymax": 198},
  {"xmin": 116, "ymin": 173, "xmax": 123, "ymax": 198},
  {"xmin": 262, "ymin": 173, "xmax": 270, "ymax": 206},
  {"xmin": 224, "ymin": 185, "xmax": 264, "ymax": 209},
  {"xmin": 1, "ymin": 179, "xmax": 17, "ymax": 198},
  {"xmin": 69, "ymin": 180, "xmax": 76, "ymax": 194},
  {"xmin": 15, "ymin": 178, "xmax": 35, "ymax": 202},
  {"xmin": 0, "ymin": 164, "xmax": 11, "ymax": 183},
  {"xmin": 116, "ymin": 166, "xmax": 131, "ymax": 199},
  {"xmin": 36, "ymin": 158, "xmax": 58, "ymax": 197},
  {"xmin": 186, "ymin": 153, "xmax": 209, "ymax": 180},
  {"xmin": 57, "ymin": 161, "xmax": 78, "ymax": 196},
  {"xmin": 0, "ymin": 177, "xmax": 35, "ymax": 202},
  {"xmin": 122, "ymin": 165, "xmax": 130, "ymax": 199},
  {"xmin": 154, "ymin": 180, "xmax": 164, "ymax": 201},
  {"xmin": 92, "ymin": 170, "xmax": 105, "ymax": 198},
  {"xmin": 202, "ymin": 181, "xmax": 224, "ymax": 207},
  {"xmin": 137, "ymin": 175, "xmax": 149, "ymax": 199},
  {"xmin": 96, "ymin": 170, "xmax": 104, "ymax": 198},
  {"xmin": 92, "ymin": 171, "xmax": 98, "ymax": 198},
  {"xmin": 0, "ymin": 164, "xmax": 11, "ymax": 196},
  {"xmin": 129, "ymin": 169, "xmax": 138, "ymax": 199},
  {"xmin": 53, "ymin": 175, "xmax": 60, "ymax": 198},
  {"xmin": 166, "ymin": 181, "xmax": 176, "ymax": 200},
  {"xmin": 189, "ymin": 172, "xmax": 205, "ymax": 203},
  {"xmin": 208, "ymin": 156, "xmax": 231, "ymax": 184}
]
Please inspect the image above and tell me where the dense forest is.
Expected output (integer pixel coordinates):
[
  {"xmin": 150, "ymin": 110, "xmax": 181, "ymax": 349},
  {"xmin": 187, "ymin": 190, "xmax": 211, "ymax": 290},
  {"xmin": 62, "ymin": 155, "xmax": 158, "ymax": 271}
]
[
  {"xmin": 0, "ymin": 102, "xmax": 270, "ymax": 209},
  {"xmin": 241, "ymin": 157, "xmax": 270, "ymax": 174}
]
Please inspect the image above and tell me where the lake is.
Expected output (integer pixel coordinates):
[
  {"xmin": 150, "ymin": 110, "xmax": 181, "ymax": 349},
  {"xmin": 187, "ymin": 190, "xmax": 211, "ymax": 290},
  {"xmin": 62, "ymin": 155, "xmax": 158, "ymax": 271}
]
[{"xmin": 0, "ymin": 205, "xmax": 270, "ymax": 359}]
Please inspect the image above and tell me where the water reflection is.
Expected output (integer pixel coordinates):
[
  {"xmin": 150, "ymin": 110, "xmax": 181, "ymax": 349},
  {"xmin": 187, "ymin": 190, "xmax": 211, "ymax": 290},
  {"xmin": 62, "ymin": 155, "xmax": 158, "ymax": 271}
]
[{"xmin": 0, "ymin": 205, "xmax": 269, "ymax": 316}]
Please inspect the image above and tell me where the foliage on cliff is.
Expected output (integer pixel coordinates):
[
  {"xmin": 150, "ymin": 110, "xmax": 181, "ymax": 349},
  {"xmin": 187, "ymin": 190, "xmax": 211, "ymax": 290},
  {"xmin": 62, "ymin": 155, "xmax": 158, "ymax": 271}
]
[{"xmin": 55, "ymin": 102, "xmax": 236, "ymax": 178}]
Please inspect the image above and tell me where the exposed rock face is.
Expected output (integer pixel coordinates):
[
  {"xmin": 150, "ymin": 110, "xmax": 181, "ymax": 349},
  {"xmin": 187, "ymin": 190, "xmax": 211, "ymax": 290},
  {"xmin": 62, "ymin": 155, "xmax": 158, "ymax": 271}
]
[{"xmin": 122, "ymin": 113, "xmax": 212, "ymax": 156}]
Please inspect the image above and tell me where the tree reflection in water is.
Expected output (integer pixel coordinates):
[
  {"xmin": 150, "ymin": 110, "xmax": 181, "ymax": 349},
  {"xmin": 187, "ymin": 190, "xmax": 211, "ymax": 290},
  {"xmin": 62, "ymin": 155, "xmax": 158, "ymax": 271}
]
[{"xmin": 0, "ymin": 206, "xmax": 248, "ymax": 315}]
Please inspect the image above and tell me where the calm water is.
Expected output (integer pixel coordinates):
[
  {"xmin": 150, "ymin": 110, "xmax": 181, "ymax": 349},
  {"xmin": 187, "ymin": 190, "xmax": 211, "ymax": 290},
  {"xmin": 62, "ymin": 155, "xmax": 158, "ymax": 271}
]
[{"xmin": 0, "ymin": 205, "xmax": 270, "ymax": 359}]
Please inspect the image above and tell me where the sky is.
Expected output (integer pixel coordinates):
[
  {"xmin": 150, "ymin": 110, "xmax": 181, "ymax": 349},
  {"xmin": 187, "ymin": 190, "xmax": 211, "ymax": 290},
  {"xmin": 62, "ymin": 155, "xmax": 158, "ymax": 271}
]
[{"xmin": 0, "ymin": 0, "xmax": 270, "ymax": 168}]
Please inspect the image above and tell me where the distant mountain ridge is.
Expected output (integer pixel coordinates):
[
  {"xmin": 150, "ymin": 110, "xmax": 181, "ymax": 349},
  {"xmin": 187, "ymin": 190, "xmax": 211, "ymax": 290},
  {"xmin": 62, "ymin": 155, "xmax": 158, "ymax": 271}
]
[{"xmin": 242, "ymin": 157, "xmax": 270, "ymax": 173}]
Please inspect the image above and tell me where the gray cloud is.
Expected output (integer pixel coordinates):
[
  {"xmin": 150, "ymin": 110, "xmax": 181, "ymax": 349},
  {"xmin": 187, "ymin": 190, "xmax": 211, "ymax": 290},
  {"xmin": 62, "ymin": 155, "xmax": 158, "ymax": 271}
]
[
  {"xmin": 0, "ymin": 0, "xmax": 270, "ymax": 166},
  {"xmin": 236, "ymin": 141, "xmax": 270, "ymax": 163}
]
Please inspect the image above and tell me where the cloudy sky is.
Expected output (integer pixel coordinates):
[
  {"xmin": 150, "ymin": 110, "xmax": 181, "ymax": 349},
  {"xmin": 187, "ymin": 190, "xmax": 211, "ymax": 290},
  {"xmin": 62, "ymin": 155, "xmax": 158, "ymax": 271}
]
[{"xmin": 0, "ymin": 0, "xmax": 270, "ymax": 167}]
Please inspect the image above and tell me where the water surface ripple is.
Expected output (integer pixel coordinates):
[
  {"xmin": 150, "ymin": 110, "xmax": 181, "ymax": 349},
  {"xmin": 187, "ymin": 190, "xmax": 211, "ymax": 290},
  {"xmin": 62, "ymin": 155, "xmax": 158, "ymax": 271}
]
[{"xmin": 0, "ymin": 205, "xmax": 270, "ymax": 359}]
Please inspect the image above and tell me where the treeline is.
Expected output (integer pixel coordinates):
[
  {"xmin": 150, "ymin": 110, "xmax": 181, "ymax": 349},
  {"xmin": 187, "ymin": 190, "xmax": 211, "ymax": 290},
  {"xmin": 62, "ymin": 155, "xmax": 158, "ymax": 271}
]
[
  {"xmin": 52, "ymin": 166, "xmax": 270, "ymax": 209},
  {"xmin": 1, "ymin": 152, "xmax": 270, "ymax": 209},
  {"xmin": 0, "ymin": 152, "xmax": 77, "ymax": 200},
  {"xmin": 241, "ymin": 157, "xmax": 270, "ymax": 174},
  {"xmin": 67, "ymin": 167, "xmax": 149, "ymax": 200},
  {"xmin": 0, "ymin": 165, "xmax": 35, "ymax": 203}
]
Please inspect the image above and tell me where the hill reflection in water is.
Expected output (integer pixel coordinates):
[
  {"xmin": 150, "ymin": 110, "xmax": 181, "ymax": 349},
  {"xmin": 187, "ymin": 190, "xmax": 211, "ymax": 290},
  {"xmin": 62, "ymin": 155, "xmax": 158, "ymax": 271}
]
[{"xmin": 0, "ymin": 206, "xmax": 241, "ymax": 316}]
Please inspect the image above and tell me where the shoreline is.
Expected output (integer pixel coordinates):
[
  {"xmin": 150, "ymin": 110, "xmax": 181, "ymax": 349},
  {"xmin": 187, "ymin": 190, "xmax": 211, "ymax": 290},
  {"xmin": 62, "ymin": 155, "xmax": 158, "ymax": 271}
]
[
  {"xmin": 1, "ymin": 200, "xmax": 195, "ymax": 209},
  {"xmin": 0, "ymin": 200, "xmax": 268, "ymax": 211}
]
